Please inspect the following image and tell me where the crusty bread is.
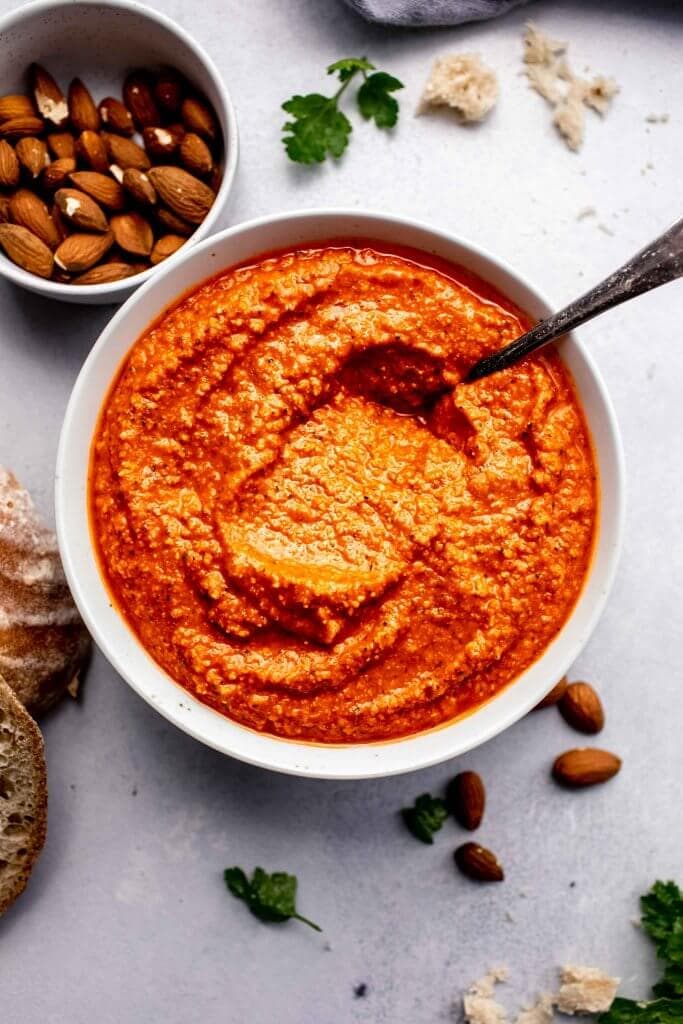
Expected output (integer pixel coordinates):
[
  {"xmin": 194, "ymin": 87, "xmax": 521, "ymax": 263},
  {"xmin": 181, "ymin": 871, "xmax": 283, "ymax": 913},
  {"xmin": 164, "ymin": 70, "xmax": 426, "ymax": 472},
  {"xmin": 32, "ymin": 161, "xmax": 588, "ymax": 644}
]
[
  {"xmin": 0, "ymin": 466, "xmax": 90, "ymax": 716},
  {"xmin": 0, "ymin": 675, "xmax": 47, "ymax": 916}
]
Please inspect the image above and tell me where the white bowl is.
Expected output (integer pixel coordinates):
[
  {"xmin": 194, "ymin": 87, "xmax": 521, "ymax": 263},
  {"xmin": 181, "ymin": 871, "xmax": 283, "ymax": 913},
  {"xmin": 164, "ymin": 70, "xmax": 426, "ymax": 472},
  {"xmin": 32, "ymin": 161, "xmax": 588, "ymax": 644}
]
[
  {"xmin": 0, "ymin": 0, "xmax": 238, "ymax": 304},
  {"xmin": 56, "ymin": 210, "xmax": 625, "ymax": 778}
]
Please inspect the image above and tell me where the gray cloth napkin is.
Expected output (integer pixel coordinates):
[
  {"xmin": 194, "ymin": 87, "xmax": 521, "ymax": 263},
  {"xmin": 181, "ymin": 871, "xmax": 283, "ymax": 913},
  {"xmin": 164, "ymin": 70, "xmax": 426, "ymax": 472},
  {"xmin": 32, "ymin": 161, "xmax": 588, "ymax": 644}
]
[{"xmin": 343, "ymin": 0, "xmax": 529, "ymax": 26}]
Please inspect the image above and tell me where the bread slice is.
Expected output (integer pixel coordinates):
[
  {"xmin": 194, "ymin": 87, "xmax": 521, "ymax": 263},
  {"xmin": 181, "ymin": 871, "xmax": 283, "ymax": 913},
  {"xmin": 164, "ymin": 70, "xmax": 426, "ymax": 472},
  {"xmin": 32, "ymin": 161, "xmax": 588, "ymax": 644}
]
[
  {"xmin": 0, "ymin": 675, "xmax": 47, "ymax": 915},
  {"xmin": 0, "ymin": 466, "xmax": 90, "ymax": 716}
]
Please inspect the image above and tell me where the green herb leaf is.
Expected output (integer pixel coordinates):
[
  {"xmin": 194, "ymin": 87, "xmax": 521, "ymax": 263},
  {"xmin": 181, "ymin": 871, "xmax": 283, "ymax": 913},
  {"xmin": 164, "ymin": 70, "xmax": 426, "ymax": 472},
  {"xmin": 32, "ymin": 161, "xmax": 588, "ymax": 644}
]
[
  {"xmin": 282, "ymin": 93, "xmax": 352, "ymax": 164},
  {"xmin": 401, "ymin": 793, "xmax": 449, "ymax": 844},
  {"xmin": 357, "ymin": 71, "xmax": 404, "ymax": 128},
  {"xmin": 327, "ymin": 57, "xmax": 375, "ymax": 82},
  {"xmin": 599, "ymin": 998, "xmax": 683, "ymax": 1024},
  {"xmin": 641, "ymin": 882, "xmax": 683, "ymax": 998},
  {"xmin": 224, "ymin": 866, "xmax": 322, "ymax": 932}
]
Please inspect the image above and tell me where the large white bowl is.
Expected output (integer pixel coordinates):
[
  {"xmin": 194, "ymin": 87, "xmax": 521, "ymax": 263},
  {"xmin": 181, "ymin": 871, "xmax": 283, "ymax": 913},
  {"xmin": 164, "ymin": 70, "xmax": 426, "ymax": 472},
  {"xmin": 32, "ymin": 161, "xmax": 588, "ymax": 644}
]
[
  {"xmin": 0, "ymin": 0, "xmax": 238, "ymax": 304},
  {"xmin": 56, "ymin": 210, "xmax": 625, "ymax": 779}
]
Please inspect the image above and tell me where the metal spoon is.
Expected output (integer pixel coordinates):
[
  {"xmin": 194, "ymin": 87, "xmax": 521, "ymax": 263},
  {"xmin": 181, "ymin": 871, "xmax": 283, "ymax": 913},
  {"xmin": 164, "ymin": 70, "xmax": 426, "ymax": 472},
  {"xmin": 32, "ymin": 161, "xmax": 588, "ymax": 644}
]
[{"xmin": 465, "ymin": 217, "xmax": 683, "ymax": 383}]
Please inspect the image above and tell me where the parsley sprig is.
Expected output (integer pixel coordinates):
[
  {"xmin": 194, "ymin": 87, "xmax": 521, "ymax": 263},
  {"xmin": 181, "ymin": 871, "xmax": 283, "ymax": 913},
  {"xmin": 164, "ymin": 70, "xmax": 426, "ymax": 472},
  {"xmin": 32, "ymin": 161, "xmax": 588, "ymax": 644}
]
[
  {"xmin": 282, "ymin": 57, "xmax": 403, "ymax": 164},
  {"xmin": 401, "ymin": 793, "xmax": 449, "ymax": 844},
  {"xmin": 224, "ymin": 866, "xmax": 321, "ymax": 931}
]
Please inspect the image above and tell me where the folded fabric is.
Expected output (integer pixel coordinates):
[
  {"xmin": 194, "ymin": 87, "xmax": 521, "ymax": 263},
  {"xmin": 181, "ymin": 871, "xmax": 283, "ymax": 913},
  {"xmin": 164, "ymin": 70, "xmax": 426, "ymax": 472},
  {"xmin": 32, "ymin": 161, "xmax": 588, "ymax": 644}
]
[{"xmin": 342, "ymin": 0, "xmax": 529, "ymax": 26}]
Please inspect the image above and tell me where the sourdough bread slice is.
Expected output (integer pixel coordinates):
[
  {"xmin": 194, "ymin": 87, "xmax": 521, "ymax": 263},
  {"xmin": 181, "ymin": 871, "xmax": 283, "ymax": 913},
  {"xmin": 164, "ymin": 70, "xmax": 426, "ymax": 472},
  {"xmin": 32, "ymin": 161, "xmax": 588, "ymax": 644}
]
[{"xmin": 0, "ymin": 675, "xmax": 47, "ymax": 915}]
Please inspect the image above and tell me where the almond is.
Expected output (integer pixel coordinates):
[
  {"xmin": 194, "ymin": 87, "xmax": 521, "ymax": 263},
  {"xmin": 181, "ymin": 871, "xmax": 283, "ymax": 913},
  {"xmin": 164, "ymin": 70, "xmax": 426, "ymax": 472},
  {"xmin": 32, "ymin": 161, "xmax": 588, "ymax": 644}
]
[
  {"xmin": 150, "ymin": 233, "xmax": 185, "ymax": 265},
  {"xmin": 68, "ymin": 78, "xmax": 100, "ymax": 133},
  {"xmin": 47, "ymin": 131, "xmax": 76, "ymax": 159},
  {"xmin": 156, "ymin": 206, "xmax": 194, "ymax": 236},
  {"xmin": 559, "ymin": 682, "xmax": 605, "ymax": 734},
  {"xmin": 0, "ymin": 140, "xmax": 20, "ymax": 187},
  {"xmin": 110, "ymin": 212, "xmax": 153, "ymax": 256},
  {"xmin": 552, "ymin": 748, "xmax": 621, "ymax": 788},
  {"xmin": 29, "ymin": 64, "xmax": 68, "ymax": 126},
  {"xmin": 69, "ymin": 170, "xmax": 126, "ymax": 210},
  {"xmin": 9, "ymin": 189, "xmax": 60, "ymax": 249},
  {"xmin": 142, "ymin": 125, "xmax": 179, "ymax": 160},
  {"xmin": 0, "ymin": 94, "xmax": 36, "ymax": 122},
  {"xmin": 454, "ymin": 842, "xmax": 504, "ymax": 882},
  {"xmin": 534, "ymin": 676, "xmax": 568, "ymax": 710},
  {"xmin": 122, "ymin": 167, "xmax": 156, "ymax": 206},
  {"xmin": 50, "ymin": 203, "xmax": 69, "ymax": 243},
  {"xmin": 446, "ymin": 771, "xmax": 485, "ymax": 830},
  {"xmin": 98, "ymin": 97, "xmax": 134, "ymax": 136},
  {"xmin": 54, "ymin": 230, "xmax": 113, "ymax": 272},
  {"xmin": 55, "ymin": 188, "xmax": 109, "ymax": 232},
  {"xmin": 148, "ymin": 165, "xmax": 214, "ymax": 224},
  {"xmin": 123, "ymin": 71, "xmax": 160, "ymax": 129},
  {"xmin": 0, "ymin": 223, "xmax": 54, "ymax": 278},
  {"xmin": 0, "ymin": 116, "xmax": 45, "ymax": 138},
  {"xmin": 42, "ymin": 157, "xmax": 77, "ymax": 191},
  {"xmin": 154, "ymin": 68, "xmax": 186, "ymax": 114},
  {"xmin": 75, "ymin": 130, "xmax": 109, "ymax": 172},
  {"xmin": 0, "ymin": 196, "xmax": 11, "ymax": 224},
  {"xmin": 180, "ymin": 132, "xmax": 213, "ymax": 176},
  {"xmin": 74, "ymin": 261, "xmax": 139, "ymax": 285},
  {"xmin": 180, "ymin": 96, "xmax": 217, "ymax": 140},
  {"xmin": 103, "ymin": 133, "xmax": 150, "ymax": 171},
  {"xmin": 15, "ymin": 136, "xmax": 48, "ymax": 178}
]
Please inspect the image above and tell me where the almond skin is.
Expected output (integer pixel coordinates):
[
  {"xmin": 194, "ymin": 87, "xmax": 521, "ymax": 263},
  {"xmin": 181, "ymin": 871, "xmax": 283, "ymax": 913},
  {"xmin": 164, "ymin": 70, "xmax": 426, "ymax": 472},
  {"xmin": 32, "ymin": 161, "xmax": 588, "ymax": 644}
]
[
  {"xmin": 156, "ymin": 205, "xmax": 194, "ymax": 237},
  {"xmin": 54, "ymin": 230, "xmax": 113, "ymax": 272},
  {"xmin": 98, "ymin": 97, "xmax": 134, "ymax": 136},
  {"xmin": 154, "ymin": 68, "xmax": 186, "ymax": 114},
  {"xmin": 124, "ymin": 71, "xmax": 160, "ymax": 129},
  {"xmin": 0, "ymin": 116, "xmax": 45, "ymax": 138},
  {"xmin": 110, "ymin": 212, "xmax": 153, "ymax": 256},
  {"xmin": 47, "ymin": 132, "xmax": 76, "ymax": 160},
  {"xmin": 42, "ymin": 157, "xmax": 77, "ymax": 191},
  {"xmin": 68, "ymin": 78, "xmax": 100, "ymax": 133},
  {"xmin": 180, "ymin": 95, "xmax": 217, "ymax": 140},
  {"xmin": 148, "ymin": 165, "xmax": 215, "ymax": 224},
  {"xmin": 0, "ymin": 140, "xmax": 20, "ymax": 187},
  {"xmin": 103, "ymin": 133, "xmax": 151, "ymax": 171},
  {"xmin": 29, "ymin": 64, "xmax": 68, "ymax": 126},
  {"xmin": 446, "ymin": 771, "xmax": 486, "ymax": 830},
  {"xmin": 180, "ymin": 132, "xmax": 213, "ymax": 176},
  {"xmin": 9, "ymin": 190, "xmax": 60, "ymax": 249},
  {"xmin": 15, "ymin": 136, "xmax": 48, "ymax": 178},
  {"xmin": 69, "ymin": 171, "xmax": 126, "ymax": 210},
  {"xmin": 0, "ymin": 196, "xmax": 11, "ymax": 224},
  {"xmin": 0, "ymin": 223, "xmax": 54, "ymax": 278},
  {"xmin": 75, "ymin": 130, "xmax": 109, "ymax": 172},
  {"xmin": 150, "ymin": 233, "xmax": 185, "ymax": 264},
  {"xmin": 552, "ymin": 748, "xmax": 621, "ymax": 788},
  {"xmin": 454, "ymin": 842, "xmax": 504, "ymax": 882},
  {"xmin": 55, "ymin": 188, "xmax": 109, "ymax": 232},
  {"xmin": 74, "ymin": 261, "xmax": 139, "ymax": 285},
  {"xmin": 559, "ymin": 682, "xmax": 605, "ymax": 734},
  {"xmin": 534, "ymin": 676, "xmax": 568, "ymax": 710},
  {"xmin": 0, "ymin": 94, "xmax": 37, "ymax": 122},
  {"xmin": 122, "ymin": 168, "xmax": 156, "ymax": 206}
]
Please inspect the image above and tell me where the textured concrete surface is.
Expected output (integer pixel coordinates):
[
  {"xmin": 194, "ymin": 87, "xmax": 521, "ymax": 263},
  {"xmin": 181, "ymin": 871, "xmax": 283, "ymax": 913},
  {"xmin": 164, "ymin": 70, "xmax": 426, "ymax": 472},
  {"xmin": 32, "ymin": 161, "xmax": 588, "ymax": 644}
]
[{"xmin": 0, "ymin": 1, "xmax": 681, "ymax": 1021}]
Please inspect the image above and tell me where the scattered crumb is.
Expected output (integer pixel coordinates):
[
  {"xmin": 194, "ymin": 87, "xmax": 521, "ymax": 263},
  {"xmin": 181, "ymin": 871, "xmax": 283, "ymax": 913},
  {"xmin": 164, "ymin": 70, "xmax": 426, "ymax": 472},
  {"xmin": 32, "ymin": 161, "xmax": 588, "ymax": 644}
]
[
  {"xmin": 569, "ymin": 881, "xmax": 577, "ymax": 888},
  {"xmin": 463, "ymin": 968, "xmax": 509, "ymax": 1024},
  {"xmin": 598, "ymin": 223, "xmax": 615, "ymax": 236},
  {"xmin": 555, "ymin": 966, "xmax": 620, "ymax": 1015},
  {"xmin": 131, "ymin": 786, "xmax": 138, "ymax": 797},
  {"xmin": 505, "ymin": 910, "xmax": 516, "ymax": 924},
  {"xmin": 69, "ymin": 783, "xmax": 76, "ymax": 791},
  {"xmin": 67, "ymin": 673, "xmax": 81, "ymax": 699},
  {"xmin": 645, "ymin": 113, "xmax": 669, "ymax": 124},
  {"xmin": 516, "ymin": 994, "xmax": 554, "ymax": 1024},
  {"xmin": 353, "ymin": 983, "xmax": 368, "ymax": 999},
  {"xmin": 419, "ymin": 53, "xmax": 498, "ymax": 123},
  {"xmin": 523, "ymin": 22, "xmax": 566, "ymax": 65}
]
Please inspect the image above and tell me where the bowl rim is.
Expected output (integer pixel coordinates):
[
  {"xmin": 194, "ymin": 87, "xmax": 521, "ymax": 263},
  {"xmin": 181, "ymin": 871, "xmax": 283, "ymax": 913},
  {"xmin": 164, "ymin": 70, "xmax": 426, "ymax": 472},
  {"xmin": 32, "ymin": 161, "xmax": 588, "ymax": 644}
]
[
  {"xmin": 0, "ymin": 0, "xmax": 239, "ymax": 301},
  {"xmin": 55, "ymin": 207, "xmax": 626, "ymax": 779}
]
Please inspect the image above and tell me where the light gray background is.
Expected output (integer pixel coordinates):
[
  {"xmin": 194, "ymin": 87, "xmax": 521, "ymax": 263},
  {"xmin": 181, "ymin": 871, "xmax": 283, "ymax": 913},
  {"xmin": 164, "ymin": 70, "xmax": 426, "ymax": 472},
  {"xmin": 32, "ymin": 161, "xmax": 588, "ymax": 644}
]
[{"xmin": 0, "ymin": 1, "xmax": 681, "ymax": 1021}]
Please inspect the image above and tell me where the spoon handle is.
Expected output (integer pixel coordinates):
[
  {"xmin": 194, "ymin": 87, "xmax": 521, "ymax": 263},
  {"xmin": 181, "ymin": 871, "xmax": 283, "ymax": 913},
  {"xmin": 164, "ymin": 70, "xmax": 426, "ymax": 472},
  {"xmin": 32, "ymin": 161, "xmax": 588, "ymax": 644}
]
[{"xmin": 465, "ymin": 217, "xmax": 683, "ymax": 382}]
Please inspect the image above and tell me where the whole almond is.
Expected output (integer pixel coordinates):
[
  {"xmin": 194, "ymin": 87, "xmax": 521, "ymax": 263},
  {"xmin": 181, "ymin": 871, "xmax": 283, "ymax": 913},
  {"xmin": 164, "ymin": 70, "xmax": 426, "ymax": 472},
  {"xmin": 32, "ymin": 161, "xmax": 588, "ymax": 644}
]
[
  {"xmin": 15, "ymin": 136, "xmax": 48, "ymax": 178},
  {"xmin": 74, "ymin": 261, "xmax": 138, "ymax": 285},
  {"xmin": 54, "ymin": 230, "xmax": 113, "ymax": 272},
  {"xmin": 559, "ymin": 682, "xmax": 605, "ymax": 734},
  {"xmin": 68, "ymin": 78, "xmax": 100, "ymax": 133},
  {"xmin": 180, "ymin": 132, "xmax": 213, "ymax": 176},
  {"xmin": 148, "ymin": 165, "xmax": 214, "ymax": 224},
  {"xmin": 0, "ymin": 94, "xmax": 36, "ymax": 122},
  {"xmin": 156, "ymin": 206, "xmax": 194, "ymax": 236},
  {"xmin": 50, "ymin": 204, "xmax": 69, "ymax": 243},
  {"xmin": 534, "ymin": 676, "xmax": 568, "ymax": 710},
  {"xmin": 29, "ymin": 64, "xmax": 68, "ymax": 126},
  {"xmin": 0, "ymin": 223, "xmax": 54, "ymax": 278},
  {"xmin": 446, "ymin": 771, "xmax": 486, "ymax": 831},
  {"xmin": 69, "ymin": 170, "xmax": 126, "ymax": 210},
  {"xmin": 0, "ymin": 140, "xmax": 20, "ymax": 187},
  {"xmin": 123, "ymin": 71, "xmax": 160, "ymax": 129},
  {"xmin": 10, "ymin": 190, "xmax": 60, "ymax": 249},
  {"xmin": 142, "ymin": 125, "xmax": 179, "ymax": 160},
  {"xmin": 154, "ymin": 68, "xmax": 186, "ymax": 114},
  {"xmin": 180, "ymin": 96, "xmax": 217, "ymax": 140},
  {"xmin": 0, "ymin": 116, "xmax": 45, "ymax": 139},
  {"xmin": 98, "ymin": 97, "xmax": 134, "ymax": 136},
  {"xmin": 122, "ymin": 167, "xmax": 156, "ymax": 206},
  {"xmin": 552, "ymin": 748, "xmax": 621, "ymax": 788},
  {"xmin": 103, "ymin": 133, "xmax": 150, "ymax": 171},
  {"xmin": 150, "ymin": 233, "xmax": 185, "ymax": 265},
  {"xmin": 454, "ymin": 842, "xmax": 504, "ymax": 882},
  {"xmin": 42, "ymin": 157, "xmax": 77, "ymax": 191},
  {"xmin": 55, "ymin": 188, "xmax": 109, "ymax": 232},
  {"xmin": 110, "ymin": 212, "xmax": 153, "ymax": 256},
  {"xmin": 75, "ymin": 130, "xmax": 109, "ymax": 172},
  {"xmin": 47, "ymin": 131, "xmax": 76, "ymax": 159}
]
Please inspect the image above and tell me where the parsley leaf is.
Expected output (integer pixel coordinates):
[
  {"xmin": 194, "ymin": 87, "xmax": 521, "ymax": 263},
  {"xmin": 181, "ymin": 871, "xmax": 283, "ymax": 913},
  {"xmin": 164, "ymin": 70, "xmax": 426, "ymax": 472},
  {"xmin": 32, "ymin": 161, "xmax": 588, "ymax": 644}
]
[
  {"xmin": 358, "ymin": 72, "xmax": 404, "ymax": 128},
  {"xmin": 224, "ymin": 866, "xmax": 322, "ymax": 932},
  {"xmin": 282, "ymin": 56, "xmax": 403, "ymax": 163},
  {"xmin": 401, "ymin": 793, "xmax": 449, "ymax": 844},
  {"xmin": 600, "ymin": 998, "xmax": 683, "ymax": 1024}
]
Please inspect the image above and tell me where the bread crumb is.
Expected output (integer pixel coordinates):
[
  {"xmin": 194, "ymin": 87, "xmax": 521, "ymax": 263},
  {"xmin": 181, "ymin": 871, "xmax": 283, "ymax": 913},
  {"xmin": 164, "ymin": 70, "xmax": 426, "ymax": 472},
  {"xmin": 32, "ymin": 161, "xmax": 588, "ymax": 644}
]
[
  {"xmin": 516, "ymin": 994, "xmax": 554, "ymax": 1024},
  {"xmin": 645, "ymin": 113, "xmax": 669, "ymax": 124},
  {"xmin": 463, "ymin": 968, "xmax": 509, "ymax": 1024},
  {"xmin": 554, "ymin": 966, "xmax": 620, "ymax": 1015},
  {"xmin": 523, "ymin": 23, "xmax": 566, "ymax": 66},
  {"xmin": 552, "ymin": 81, "xmax": 586, "ymax": 151},
  {"xmin": 419, "ymin": 53, "xmax": 498, "ymax": 123}
]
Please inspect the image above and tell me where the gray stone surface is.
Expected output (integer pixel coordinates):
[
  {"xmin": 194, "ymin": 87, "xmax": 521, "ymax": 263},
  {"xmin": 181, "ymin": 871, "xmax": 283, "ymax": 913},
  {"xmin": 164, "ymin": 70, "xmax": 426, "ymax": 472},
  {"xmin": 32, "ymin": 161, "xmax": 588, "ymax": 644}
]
[{"xmin": 0, "ymin": 1, "xmax": 681, "ymax": 1021}]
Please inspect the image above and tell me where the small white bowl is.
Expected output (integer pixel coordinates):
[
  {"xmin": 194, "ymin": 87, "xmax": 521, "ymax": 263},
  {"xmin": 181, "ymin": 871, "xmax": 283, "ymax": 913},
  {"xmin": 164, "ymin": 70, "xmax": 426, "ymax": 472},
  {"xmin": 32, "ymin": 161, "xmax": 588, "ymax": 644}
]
[
  {"xmin": 56, "ymin": 210, "xmax": 625, "ymax": 778},
  {"xmin": 0, "ymin": 0, "xmax": 238, "ymax": 304}
]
